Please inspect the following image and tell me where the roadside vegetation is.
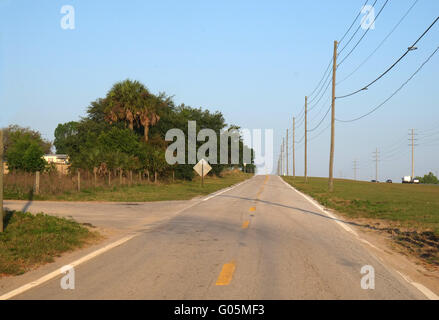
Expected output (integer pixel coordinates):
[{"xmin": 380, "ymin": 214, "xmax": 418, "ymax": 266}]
[
  {"xmin": 283, "ymin": 177, "xmax": 439, "ymax": 265},
  {"xmin": 5, "ymin": 170, "xmax": 252, "ymax": 202},
  {"xmin": 0, "ymin": 211, "xmax": 99, "ymax": 276},
  {"xmin": 1, "ymin": 79, "xmax": 255, "ymax": 186}
]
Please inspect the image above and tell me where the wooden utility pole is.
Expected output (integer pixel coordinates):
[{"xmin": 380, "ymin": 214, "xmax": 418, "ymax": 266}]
[
  {"xmin": 304, "ymin": 96, "xmax": 308, "ymax": 182},
  {"xmin": 286, "ymin": 129, "xmax": 289, "ymax": 176},
  {"xmin": 353, "ymin": 159, "xmax": 359, "ymax": 181},
  {"xmin": 0, "ymin": 129, "xmax": 3, "ymax": 233},
  {"xmin": 411, "ymin": 129, "xmax": 415, "ymax": 179},
  {"xmin": 373, "ymin": 148, "xmax": 379, "ymax": 182},
  {"xmin": 281, "ymin": 138, "xmax": 285, "ymax": 176},
  {"xmin": 292, "ymin": 117, "xmax": 296, "ymax": 178},
  {"xmin": 329, "ymin": 40, "xmax": 338, "ymax": 192}
]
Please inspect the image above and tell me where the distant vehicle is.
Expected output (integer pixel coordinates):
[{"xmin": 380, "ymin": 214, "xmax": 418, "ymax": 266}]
[
  {"xmin": 402, "ymin": 176, "xmax": 412, "ymax": 184},
  {"xmin": 386, "ymin": 179, "xmax": 393, "ymax": 183},
  {"xmin": 402, "ymin": 176, "xmax": 420, "ymax": 184},
  {"xmin": 371, "ymin": 180, "xmax": 378, "ymax": 183}
]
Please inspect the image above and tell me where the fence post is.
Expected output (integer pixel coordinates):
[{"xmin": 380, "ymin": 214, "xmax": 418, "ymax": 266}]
[
  {"xmin": 77, "ymin": 170, "xmax": 81, "ymax": 192},
  {"xmin": 35, "ymin": 171, "xmax": 40, "ymax": 195}
]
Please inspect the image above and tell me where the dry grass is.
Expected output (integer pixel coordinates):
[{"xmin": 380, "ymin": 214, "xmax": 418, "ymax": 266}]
[
  {"xmin": 0, "ymin": 211, "xmax": 99, "ymax": 276},
  {"xmin": 4, "ymin": 170, "xmax": 253, "ymax": 202}
]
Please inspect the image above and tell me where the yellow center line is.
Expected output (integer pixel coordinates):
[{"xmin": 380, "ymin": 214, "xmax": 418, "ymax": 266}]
[
  {"xmin": 216, "ymin": 261, "xmax": 236, "ymax": 286},
  {"xmin": 249, "ymin": 206, "xmax": 256, "ymax": 212},
  {"xmin": 256, "ymin": 175, "xmax": 269, "ymax": 200},
  {"xmin": 242, "ymin": 220, "xmax": 250, "ymax": 229}
]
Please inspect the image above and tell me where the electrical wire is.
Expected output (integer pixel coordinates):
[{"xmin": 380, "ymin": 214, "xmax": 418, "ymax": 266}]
[
  {"xmin": 336, "ymin": 45, "xmax": 439, "ymax": 123},
  {"xmin": 308, "ymin": 105, "xmax": 331, "ymax": 132},
  {"xmin": 306, "ymin": 0, "xmax": 371, "ymax": 99},
  {"xmin": 309, "ymin": 122, "xmax": 331, "ymax": 142},
  {"xmin": 337, "ymin": 16, "xmax": 439, "ymax": 99},
  {"xmin": 337, "ymin": 0, "xmax": 390, "ymax": 67},
  {"xmin": 337, "ymin": 0, "xmax": 419, "ymax": 85}
]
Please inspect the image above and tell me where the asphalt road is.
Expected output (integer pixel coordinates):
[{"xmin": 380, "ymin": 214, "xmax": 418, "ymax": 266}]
[{"xmin": 2, "ymin": 175, "xmax": 427, "ymax": 299}]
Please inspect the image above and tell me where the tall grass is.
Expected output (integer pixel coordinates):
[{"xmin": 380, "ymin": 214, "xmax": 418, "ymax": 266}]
[{"xmin": 3, "ymin": 170, "xmax": 154, "ymax": 199}]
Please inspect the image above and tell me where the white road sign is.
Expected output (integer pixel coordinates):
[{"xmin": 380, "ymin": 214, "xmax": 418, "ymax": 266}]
[{"xmin": 193, "ymin": 159, "xmax": 212, "ymax": 177}]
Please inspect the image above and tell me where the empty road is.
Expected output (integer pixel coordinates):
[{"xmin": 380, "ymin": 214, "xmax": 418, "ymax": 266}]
[{"xmin": 1, "ymin": 175, "xmax": 428, "ymax": 299}]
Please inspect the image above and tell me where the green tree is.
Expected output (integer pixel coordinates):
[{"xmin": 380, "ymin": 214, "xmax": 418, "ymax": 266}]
[
  {"xmin": 103, "ymin": 79, "xmax": 162, "ymax": 142},
  {"xmin": 6, "ymin": 135, "xmax": 46, "ymax": 172},
  {"xmin": 416, "ymin": 172, "xmax": 439, "ymax": 184},
  {"xmin": 3, "ymin": 125, "xmax": 52, "ymax": 155},
  {"xmin": 54, "ymin": 121, "xmax": 79, "ymax": 154}
]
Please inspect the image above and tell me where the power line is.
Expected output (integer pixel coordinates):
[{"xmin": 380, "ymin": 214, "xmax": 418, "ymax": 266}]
[
  {"xmin": 336, "ymin": 45, "xmax": 439, "ymax": 123},
  {"xmin": 337, "ymin": 0, "xmax": 419, "ymax": 85},
  {"xmin": 308, "ymin": 76, "xmax": 332, "ymax": 109},
  {"xmin": 337, "ymin": 0, "xmax": 387, "ymax": 66},
  {"xmin": 308, "ymin": 105, "xmax": 331, "ymax": 132},
  {"xmin": 306, "ymin": 0, "xmax": 371, "ymax": 99},
  {"xmin": 337, "ymin": 16, "xmax": 439, "ymax": 99},
  {"xmin": 338, "ymin": 0, "xmax": 378, "ymax": 56},
  {"xmin": 307, "ymin": 59, "xmax": 333, "ymax": 99},
  {"xmin": 310, "ymin": 96, "xmax": 332, "ymax": 123},
  {"xmin": 339, "ymin": 0, "xmax": 371, "ymax": 45},
  {"xmin": 309, "ymin": 122, "xmax": 331, "ymax": 142}
]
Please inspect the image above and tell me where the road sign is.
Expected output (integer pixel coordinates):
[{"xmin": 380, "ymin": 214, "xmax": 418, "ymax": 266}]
[{"xmin": 193, "ymin": 159, "xmax": 212, "ymax": 177}]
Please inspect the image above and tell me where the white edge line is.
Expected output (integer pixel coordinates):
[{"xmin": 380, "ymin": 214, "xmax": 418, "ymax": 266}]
[
  {"xmin": 0, "ymin": 234, "xmax": 137, "ymax": 300},
  {"xmin": 279, "ymin": 177, "xmax": 358, "ymax": 236},
  {"xmin": 396, "ymin": 271, "xmax": 439, "ymax": 300},
  {"xmin": 280, "ymin": 176, "xmax": 439, "ymax": 300}
]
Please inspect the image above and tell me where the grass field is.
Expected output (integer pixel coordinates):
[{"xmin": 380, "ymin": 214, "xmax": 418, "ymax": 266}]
[
  {"xmin": 283, "ymin": 177, "xmax": 439, "ymax": 265},
  {"xmin": 5, "ymin": 171, "xmax": 253, "ymax": 202},
  {"xmin": 0, "ymin": 211, "xmax": 99, "ymax": 276}
]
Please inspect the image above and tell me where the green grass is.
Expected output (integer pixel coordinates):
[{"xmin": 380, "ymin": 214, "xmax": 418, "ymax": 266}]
[
  {"xmin": 5, "ymin": 172, "xmax": 253, "ymax": 202},
  {"xmin": 283, "ymin": 177, "xmax": 439, "ymax": 265},
  {"xmin": 0, "ymin": 211, "xmax": 99, "ymax": 276},
  {"xmin": 283, "ymin": 177, "xmax": 439, "ymax": 234}
]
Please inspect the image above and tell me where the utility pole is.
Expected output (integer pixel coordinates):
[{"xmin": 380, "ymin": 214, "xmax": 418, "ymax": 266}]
[
  {"xmin": 373, "ymin": 148, "xmax": 380, "ymax": 182},
  {"xmin": 410, "ymin": 129, "xmax": 417, "ymax": 179},
  {"xmin": 280, "ymin": 143, "xmax": 283, "ymax": 176},
  {"xmin": 0, "ymin": 129, "xmax": 3, "ymax": 233},
  {"xmin": 353, "ymin": 159, "xmax": 359, "ymax": 181},
  {"xmin": 286, "ymin": 129, "xmax": 289, "ymax": 176},
  {"xmin": 304, "ymin": 96, "xmax": 308, "ymax": 182},
  {"xmin": 292, "ymin": 117, "xmax": 296, "ymax": 178},
  {"xmin": 277, "ymin": 157, "xmax": 280, "ymax": 176},
  {"xmin": 282, "ymin": 138, "xmax": 285, "ymax": 176},
  {"xmin": 329, "ymin": 40, "xmax": 338, "ymax": 192}
]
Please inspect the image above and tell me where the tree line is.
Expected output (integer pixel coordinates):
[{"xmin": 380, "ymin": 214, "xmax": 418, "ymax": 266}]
[{"xmin": 2, "ymin": 79, "xmax": 255, "ymax": 181}]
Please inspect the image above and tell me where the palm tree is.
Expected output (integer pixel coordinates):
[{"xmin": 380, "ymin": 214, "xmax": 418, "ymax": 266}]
[
  {"xmin": 104, "ymin": 80, "xmax": 147, "ymax": 130},
  {"xmin": 104, "ymin": 80, "xmax": 162, "ymax": 143}
]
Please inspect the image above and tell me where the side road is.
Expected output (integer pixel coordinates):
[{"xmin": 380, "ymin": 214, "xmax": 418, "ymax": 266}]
[{"xmin": 0, "ymin": 178, "xmax": 253, "ymax": 296}]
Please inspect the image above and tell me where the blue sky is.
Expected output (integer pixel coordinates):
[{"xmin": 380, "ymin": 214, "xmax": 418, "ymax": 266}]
[{"xmin": 1, "ymin": 0, "xmax": 438, "ymax": 180}]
